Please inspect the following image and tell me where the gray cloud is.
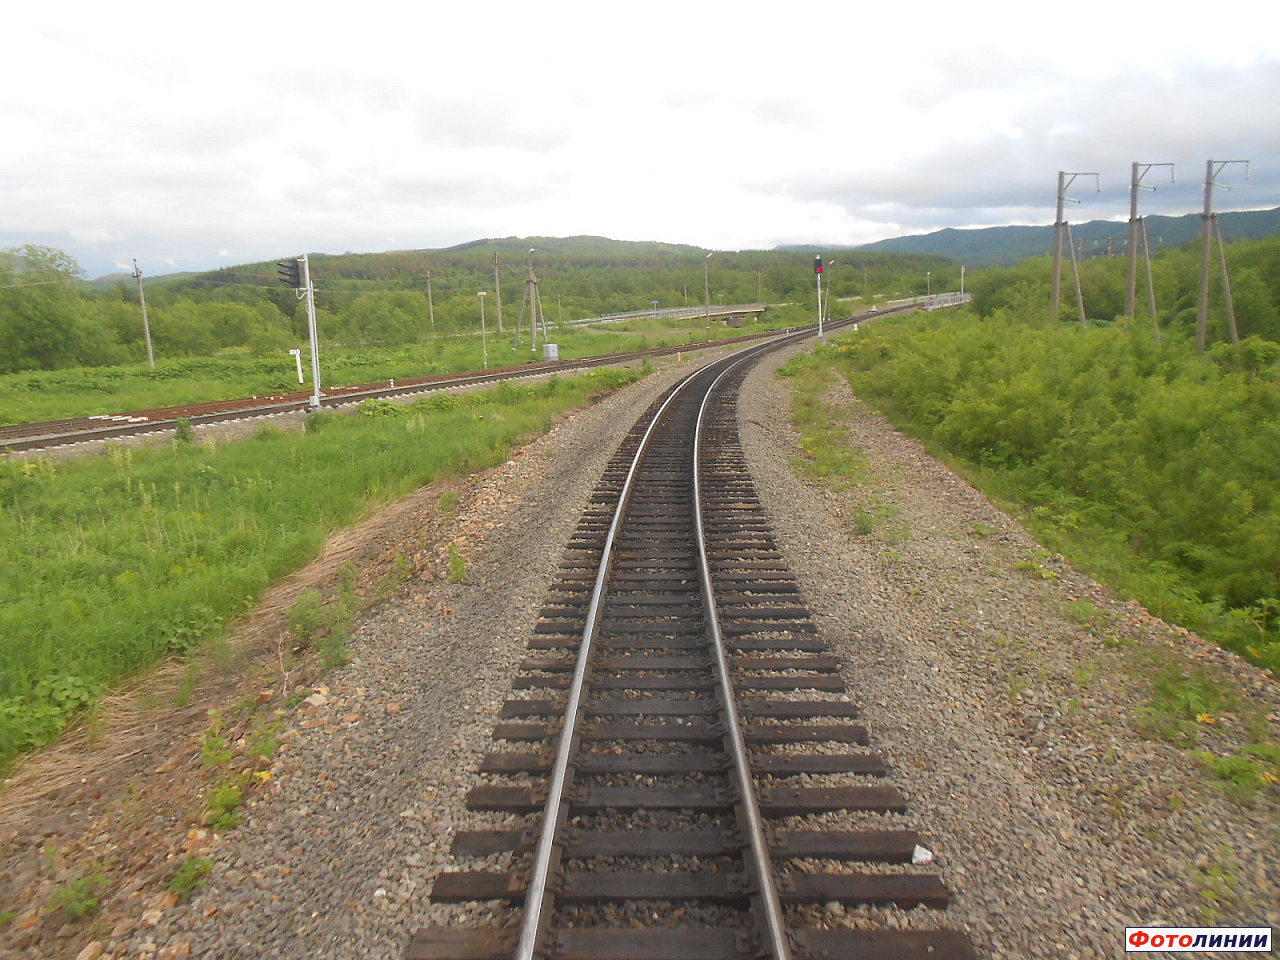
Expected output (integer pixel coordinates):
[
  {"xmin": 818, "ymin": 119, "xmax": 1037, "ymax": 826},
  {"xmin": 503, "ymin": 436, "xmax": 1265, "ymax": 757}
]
[
  {"xmin": 412, "ymin": 100, "xmax": 574, "ymax": 152},
  {"xmin": 763, "ymin": 58, "xmax": 1279, "ymax": 232}
]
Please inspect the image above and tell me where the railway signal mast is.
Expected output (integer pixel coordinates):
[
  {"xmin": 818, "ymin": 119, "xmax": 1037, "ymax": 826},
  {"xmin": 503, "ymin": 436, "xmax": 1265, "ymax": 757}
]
[
  {"xmin": 814, "ymin": 255, "xmax": 824, "ymax": 341},
  {"xmin": 279, "ymin": 256, "xmax": 322, "ymax": 410},
  {"xmin": 1195, "ymin": 159, "xmax": 1250, "ymax": 351}
]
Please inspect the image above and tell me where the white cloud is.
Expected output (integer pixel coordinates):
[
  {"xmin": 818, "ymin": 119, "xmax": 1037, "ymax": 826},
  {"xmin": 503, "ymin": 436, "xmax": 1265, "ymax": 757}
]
[{"xmin": 2, "ymin": 0, "xmax": 1277, "ymax": 276}]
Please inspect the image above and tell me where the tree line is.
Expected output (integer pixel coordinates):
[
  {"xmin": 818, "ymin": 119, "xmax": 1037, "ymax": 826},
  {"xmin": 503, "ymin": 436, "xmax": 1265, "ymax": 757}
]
[
  {"xmin": 836, "ymin": 243, "xmax": 1280, "ymax": 675},
  {"xmin": 0, "ymin": 241, "xmax": 956, "ymax": 375},
  {"xmin": 965, "ymin": 234, "xmax": 1280, "ymax": 343}
]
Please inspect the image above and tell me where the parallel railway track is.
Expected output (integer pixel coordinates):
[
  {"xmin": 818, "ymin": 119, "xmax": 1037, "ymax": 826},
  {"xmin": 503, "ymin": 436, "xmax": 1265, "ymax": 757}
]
[
  {"xmin": 407, "ymin": 334, "xmax": 975, "ymax": 960},
  {"xmin": 0, "ymin": 328, "xmax": 815, "ymax": 453}
]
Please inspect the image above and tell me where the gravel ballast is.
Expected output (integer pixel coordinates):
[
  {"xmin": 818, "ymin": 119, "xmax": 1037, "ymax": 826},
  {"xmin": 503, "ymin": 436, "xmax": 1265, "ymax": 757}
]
[{"xmin": 2, "ymin": 339, "xmax": 1277, "ymax": 960}]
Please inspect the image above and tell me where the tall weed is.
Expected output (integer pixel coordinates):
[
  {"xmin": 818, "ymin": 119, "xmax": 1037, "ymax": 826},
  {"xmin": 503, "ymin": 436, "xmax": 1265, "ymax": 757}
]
[{"xmin": 0, "ymin": 367, "xmax": 641, "ymax": 770}]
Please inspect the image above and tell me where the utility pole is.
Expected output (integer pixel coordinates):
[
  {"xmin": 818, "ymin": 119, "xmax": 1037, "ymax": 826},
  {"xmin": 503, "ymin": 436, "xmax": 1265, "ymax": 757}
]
[
  {"xmin": 491, "ymin": 253, "xmax": 505, "ymax": 333},
  {"xmin": 478, "ymin": 291, "xmax": 488, "ymax": 369},
  {"xmin": 823, "ymin": 260, "xmax": 834, "ymax": 323},
  {"xmin": 426, "ymin": 268, "xmax": 435, "ymax": 333},
  {"xmin": 1196, "ymin": 159, "xmax": 1250, "ymax": 351},
  {"xmin": 1215, "ymin": 217, "xmax": 1240, "ymax": 344},
  {"xmin": 704, "ymin": 253, "xmax": 713, "ymax": 330},
  {"xmin": 1065, "ymin": 225, "xmax": 1087, "ymax": 327},
  {"xmin": 1052, "ymin": 171, "xmax": 1099, "ymax": 320},
  {"xmin": 131, "ymin": 258, "xmax": 155, "ymax": 368},
  {"xmin": 1141, "ymin": 218, "xmax": 1160, "ymax": 342},
  {"xmin": 1125, "ymin": 162, "xmax": 1174, "ymax": 318},
  {"xmin": 513, "ymin": 249, "xmax": 546, "ymax": 353}
]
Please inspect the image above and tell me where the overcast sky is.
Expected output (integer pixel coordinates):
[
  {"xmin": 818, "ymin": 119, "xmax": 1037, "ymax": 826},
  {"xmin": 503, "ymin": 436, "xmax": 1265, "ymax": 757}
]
[{"xmin": 4, "ymin": 1, "xmax": 1278, "ymax": 279}]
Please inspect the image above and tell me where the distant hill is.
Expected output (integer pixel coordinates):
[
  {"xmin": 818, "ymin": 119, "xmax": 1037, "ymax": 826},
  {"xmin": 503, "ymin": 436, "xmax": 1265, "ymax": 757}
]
[
  {"xmin": 847, "ymin": 207, "xmax": 1280, "ymax": 267},
  {"xmin": 439, "ymin": 235, "xmax": 708, "ymax": 259},
  {"xmin": 87, "ymin": 270, "xmax": 199, "ymax": 290}
]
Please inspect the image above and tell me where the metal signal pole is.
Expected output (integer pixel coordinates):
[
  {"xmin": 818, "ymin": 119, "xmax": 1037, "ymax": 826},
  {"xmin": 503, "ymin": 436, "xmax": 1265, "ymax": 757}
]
[
  {"xmin": 1052, "ymin": 171, "xmax": 1099, "ymax": 320},
  {"xmin": 300, "ymin": 255, "xmax": 322, "ymax": 410},
  {"xmin": 814, "ymin": 255, "xmax": 824, "ymax": 341},
  {"xmin": 1125, "ymin": 162, "xmax": 1174, "ymax": 318},
  {"xmin": 132, "ymin": 258, "xmax": 155, "ymax": 368},
  {"xmin": 1196, "ymin": 159, "xmax": 1250, "ymax": 351}
]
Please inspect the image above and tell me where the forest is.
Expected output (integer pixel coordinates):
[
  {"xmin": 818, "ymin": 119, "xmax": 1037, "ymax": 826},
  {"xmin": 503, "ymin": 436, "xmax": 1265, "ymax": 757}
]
[{"xmin": 0, "ymin": 238, "xmax": 956, "ymax": 377}]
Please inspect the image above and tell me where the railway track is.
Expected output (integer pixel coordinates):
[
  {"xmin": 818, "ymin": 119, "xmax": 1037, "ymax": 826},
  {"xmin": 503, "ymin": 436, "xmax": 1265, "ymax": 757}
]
[
  {"xmin": 1, "ymin": 305, "xmax": 931, "ymax": 454},
  {"xmin": 0, "ymin": 330, "xmax": 806, "ymax": 453},
  {"xmin": 406, "ymin": 338, "xmax": 975, "ymax": 960}
]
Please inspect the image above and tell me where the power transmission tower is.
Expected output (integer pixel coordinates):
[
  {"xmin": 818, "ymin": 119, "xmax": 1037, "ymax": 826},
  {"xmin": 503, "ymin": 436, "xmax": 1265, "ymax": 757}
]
[
  {"xmin": 131, "ymin": 258, "xmax": 155, "ymax": 368},
  {"xmin": 1051, "ymin": 171, "xmax": 1099, "ymax": 320},
  {"xmin": 1125, "ymin": 162, "xmax": 1174, "ymax": 319},
  {"xmin": 1196, "ymin": 159, "xmax": 1250, "ymax": 350}
]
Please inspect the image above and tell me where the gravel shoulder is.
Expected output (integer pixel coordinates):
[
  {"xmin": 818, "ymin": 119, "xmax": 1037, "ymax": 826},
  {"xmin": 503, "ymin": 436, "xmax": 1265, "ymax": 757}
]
[
  {"xmin": 739, "ymin": 346, "xmax": 1279, "ymax": 958},
  {"xmin": 2, "ymin": 339, "xmax": 1277, "ymax": 960}
]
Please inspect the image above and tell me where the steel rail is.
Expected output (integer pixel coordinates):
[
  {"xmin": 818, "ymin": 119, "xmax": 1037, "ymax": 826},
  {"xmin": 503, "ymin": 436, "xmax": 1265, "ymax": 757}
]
[
  {"xmin": 1, "ymin": 309, "xmax": 908, "ymax": 454},
  {"xmin": 516, "ymin": 330, "xmax": 832, "ymax": 960},
  {"xmin": 512, "ymin": 364, "xmax": 699, "ymax": 960},
  {"xmin": 694, "ymin": 345, "xmax": 794, "ymax": 960}
]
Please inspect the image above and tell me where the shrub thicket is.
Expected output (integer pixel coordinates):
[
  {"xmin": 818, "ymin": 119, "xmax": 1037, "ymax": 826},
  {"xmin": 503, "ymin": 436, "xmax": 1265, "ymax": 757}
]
[{"xmin": 834, "ymin": 312, "xmax": 1280, "ymax": 674}]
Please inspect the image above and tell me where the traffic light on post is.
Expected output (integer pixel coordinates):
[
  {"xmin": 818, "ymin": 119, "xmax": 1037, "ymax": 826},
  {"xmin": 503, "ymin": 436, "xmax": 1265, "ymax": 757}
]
[
  {"xmin": 278, "ymin": 259, "xmax": 302, "ymax": 288},
  {"xmin": 814, "ymin": 255, "xmax": 823, "ymax": 275}
]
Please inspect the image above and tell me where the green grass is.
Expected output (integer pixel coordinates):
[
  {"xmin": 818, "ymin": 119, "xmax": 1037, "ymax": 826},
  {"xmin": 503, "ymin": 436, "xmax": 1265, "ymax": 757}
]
[
  {"xmin": 0, "ymin": 366, "xmax": 642, "ymax": 772},
  {"xmin": 786, "ymin": 322, "xmax": 1280, "ymax": 803},
  {"xmin": 779, "ymin": 351, "xmax": 870, "ymax": 492},
  {"xmin": 168, "ymin": 856, "xmax": 214, "ymax": 900},
  {"xmin": 0, "ymin": 315, "xmax": 789, "ymax": 425}
]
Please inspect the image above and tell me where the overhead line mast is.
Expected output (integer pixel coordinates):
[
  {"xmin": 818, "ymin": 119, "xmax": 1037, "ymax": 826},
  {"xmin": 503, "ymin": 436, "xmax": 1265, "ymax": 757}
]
[
  {"xmin": 1125, "ymin": 162, "xmax": 1174, "ymax": 320},
  {"xmin": 1196, "ymin": 159, "xmax": 1250, "ymax": 351},
  {"xmin": 131, "ymin": 258, "xmax": 155, "ymax": 368},
  {"xmin": 492, "ymin": 253, "xmax": 505, "ymax": 333},
  {"xmin": 1051, "ymin": 170, "xmax": 1099, "ymax": 323}
]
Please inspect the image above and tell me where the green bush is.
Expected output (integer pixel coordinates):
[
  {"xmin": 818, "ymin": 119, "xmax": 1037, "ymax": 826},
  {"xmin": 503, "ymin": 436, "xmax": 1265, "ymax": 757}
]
[{"xmin": 833, "ymin": 313, "xmax": 1280, "ymax": 673}]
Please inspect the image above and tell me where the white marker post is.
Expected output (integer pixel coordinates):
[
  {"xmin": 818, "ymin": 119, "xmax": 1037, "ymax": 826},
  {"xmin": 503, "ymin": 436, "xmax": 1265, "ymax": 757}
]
[{"xmin": 814, "ymin": 255, "xmax": 825, "ymax": 341}]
